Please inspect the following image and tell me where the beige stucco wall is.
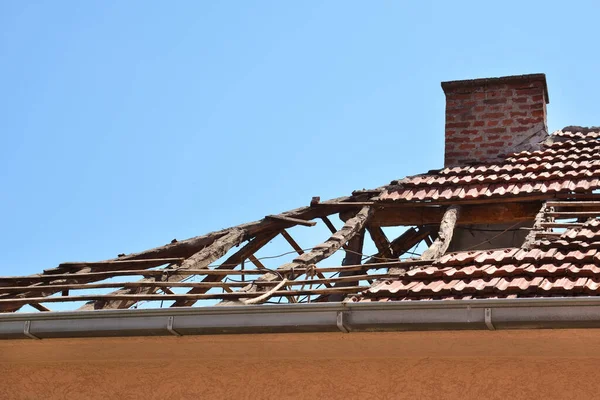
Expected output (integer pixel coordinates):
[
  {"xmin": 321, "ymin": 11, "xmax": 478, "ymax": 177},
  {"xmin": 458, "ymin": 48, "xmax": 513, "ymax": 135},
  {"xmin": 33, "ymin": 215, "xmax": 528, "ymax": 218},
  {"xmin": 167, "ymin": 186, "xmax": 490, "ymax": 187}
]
[{"xmin": 2, "ymin": 329, "xmax": 600, "ymax": 399}]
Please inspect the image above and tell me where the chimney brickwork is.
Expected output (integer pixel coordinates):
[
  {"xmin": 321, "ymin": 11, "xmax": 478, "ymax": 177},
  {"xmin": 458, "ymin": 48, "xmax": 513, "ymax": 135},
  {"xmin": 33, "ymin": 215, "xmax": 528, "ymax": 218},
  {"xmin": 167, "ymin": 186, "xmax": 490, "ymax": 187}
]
[{"xmin": 442, "ymin": 74, "xmax": 549, "ymax": 167}]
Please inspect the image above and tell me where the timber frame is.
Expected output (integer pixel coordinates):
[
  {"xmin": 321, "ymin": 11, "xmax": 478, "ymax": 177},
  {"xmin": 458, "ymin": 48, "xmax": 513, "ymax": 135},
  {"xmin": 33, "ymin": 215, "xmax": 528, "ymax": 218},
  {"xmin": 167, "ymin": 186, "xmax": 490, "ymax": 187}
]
[{"xmin": 3, "ymin": 184, "xmax": 600, "ymax": 312}]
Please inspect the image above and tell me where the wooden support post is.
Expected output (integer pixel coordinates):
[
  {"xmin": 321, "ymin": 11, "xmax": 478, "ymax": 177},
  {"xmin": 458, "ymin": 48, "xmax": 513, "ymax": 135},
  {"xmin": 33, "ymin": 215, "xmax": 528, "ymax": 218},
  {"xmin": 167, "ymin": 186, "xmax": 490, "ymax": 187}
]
[
  {"xmin": 389, "ymin": 206, "xmax": 460, "ymax": 274},
  {"xmin": 420, "ymin": 205, "xmax": 460, "ymax": 260}
]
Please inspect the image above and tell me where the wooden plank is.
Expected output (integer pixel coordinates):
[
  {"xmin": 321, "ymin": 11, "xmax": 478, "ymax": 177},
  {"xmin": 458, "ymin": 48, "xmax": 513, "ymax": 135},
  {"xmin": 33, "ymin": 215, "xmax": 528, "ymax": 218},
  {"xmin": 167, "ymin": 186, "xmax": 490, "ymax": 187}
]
[
  {"xmin": 78, "ymin": 229, "xmax": 247, "ymax": 311},
  {"xmin": 265, "ymin": 215, "xmax": 316, "ymax": 227},
  {"xmin": 0, "ymin": 259, "xmax": 429, "ymax": 287},
  {"xmin": 546, "ymin": 201, "xmax": 600, "ymax": 208},
  {"xmin": 0, "ymin": 286, "xmax": 369, "ymax": 307},
  {"xmin": 371, "ymin": 202, "xmax": 541, "ymax": 226},
  {"xmin": 109, "ymin": 195, "xmax": 352, "ymax": 263},
  {"xmin": 546, "ymin": 211, "xmax": 600, "ymax": 218},
  {"xmin": 0, "ymin": 273, "xmax": 401, "ymax": 295},
  {"xmin": 280, "ymin": 230, "xmax": 304, "ymax": 255},
  {"xmin": 535, "ymin": 232, "xmax": 562, "ymax": 238},
  {"xmin": 539, "ymin": 222, "xmax": 584, "ymax": 228}
]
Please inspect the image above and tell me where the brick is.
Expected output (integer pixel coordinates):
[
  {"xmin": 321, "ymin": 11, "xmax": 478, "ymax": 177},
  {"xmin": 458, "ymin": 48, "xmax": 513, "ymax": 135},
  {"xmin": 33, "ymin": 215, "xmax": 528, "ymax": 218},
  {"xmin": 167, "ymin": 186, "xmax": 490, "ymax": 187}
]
[
  {"xmin": 510, "ymin": 111, "xmax": 528, "ymax": 118},
  {"xmin": 510, "ymin": 126, "xmax": 529, "ymax": 133},
  {"xmin": 516, "ymin": 88, "xmax": 543, "ymax": 96},
  {"xmin": 481, "ymin": 141, "xmax": 504, "ymax": 148},
  {"xmin": 444, "ymin": 76, "xmax": 547, "ymax": 167},
  {"xmin": 531, "ymin": 110, "xmax": 544, "ymax": 118},
  {"xmin": 481, "ymin": 112, "xmax": 505, "ymax": 119},
  {"xmin": 516, "ymin": 118, "xmax": 539, "ymax": 125},
  {"xmin": 446, "ymin": 151, "xmax": 470, "ymax": 157},
  {"xmin": 483, "ymin": 127, "xmax": 507, "ymax": 134},
  {"xmin": 446, "ymin": 122, "xmax": 471, "ymax": 128},
  {"xmin": 446, "ymin": 136, "xmax": 470, "ymax": 143},
  {"xmin": 483, "ymin": 98, "xmax": 508, "ymax": 105},
  {"xmin": 458, "ymin": 114, "xmax": 477, "ymax": 121}
]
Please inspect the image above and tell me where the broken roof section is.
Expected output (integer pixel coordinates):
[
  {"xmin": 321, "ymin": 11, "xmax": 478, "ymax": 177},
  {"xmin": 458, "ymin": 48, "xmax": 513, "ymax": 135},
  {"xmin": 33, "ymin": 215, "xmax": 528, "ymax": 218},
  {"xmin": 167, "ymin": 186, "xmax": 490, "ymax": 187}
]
[{"xmin": 3, "ymin": 74, "xmax": 600, "ymax": 314}]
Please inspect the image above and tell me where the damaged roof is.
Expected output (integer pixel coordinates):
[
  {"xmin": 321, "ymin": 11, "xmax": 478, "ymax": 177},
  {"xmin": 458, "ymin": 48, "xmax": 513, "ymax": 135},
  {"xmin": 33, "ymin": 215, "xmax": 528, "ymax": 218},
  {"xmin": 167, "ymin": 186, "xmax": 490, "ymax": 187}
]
[
  {"xmin": 2, "ymin": 127, "xmax": 600, "ymax": 312},
  {"xmin": 3, "ymin": 73, "xmax": 600, "ymax": 316}
]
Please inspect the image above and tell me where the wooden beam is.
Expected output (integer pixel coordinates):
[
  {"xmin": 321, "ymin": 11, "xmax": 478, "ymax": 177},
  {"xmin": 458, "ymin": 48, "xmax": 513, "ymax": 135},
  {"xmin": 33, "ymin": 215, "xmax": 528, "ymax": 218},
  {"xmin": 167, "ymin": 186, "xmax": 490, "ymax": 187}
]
[
  {"xmin": 320, "ymin": 216, "xmax": 338, "ymax": 234},
  {"xmin": 389, "ymin": 206, "xmax": 460, "ymax": 274},
  {"xmin": 365, "ymin": 226, "xmax": 433, "ymax": 264},
  {"xmin": 265, "ymin": 215, "xmax": 316, "ymax": 227},
  {"xmin": 539, "ymin": 222, "xmax": 584, "ymax": 228},
  {"xmin": 370, "ymin": 202, "xmax": 541, "ymax": 227},
  {"xmin": 280, "ymin": 230, "xmax": 304, "ymax": 255},
  {"xmin": 522, "ymin": 202, "xmax": 547, "ymax": 249},
  {"xmin": 0, "ymin": 286, "xmax": 369, "ymax": 307},
  {"xmin": 218, "ymin": 206, "xmax": 373, "ymax": 306},
  {"xmin": 546, "ymin": 201, "xmax": 600, "ymax": 208},
  {"xmin": 29, "ymin": 303, "xmax": 50, "ymax": 312},
  {"xmin": 247, "ymin": 254, "xmax": 266, "ymax": 270},
  {"xmin": 546, "ymin": 211, "xmax": 600, "ymax": 218},
  {"xmin": 78, "ymin": 229, "xmax": 246, "ymax": 311}
]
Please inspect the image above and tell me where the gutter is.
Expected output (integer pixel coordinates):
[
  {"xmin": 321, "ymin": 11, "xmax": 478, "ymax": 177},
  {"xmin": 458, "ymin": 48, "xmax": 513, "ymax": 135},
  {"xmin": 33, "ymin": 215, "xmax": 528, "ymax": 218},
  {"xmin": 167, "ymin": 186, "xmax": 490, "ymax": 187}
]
[{"xmin": 2, "ymin": 297, "xmax": 600, "ymax": 339}]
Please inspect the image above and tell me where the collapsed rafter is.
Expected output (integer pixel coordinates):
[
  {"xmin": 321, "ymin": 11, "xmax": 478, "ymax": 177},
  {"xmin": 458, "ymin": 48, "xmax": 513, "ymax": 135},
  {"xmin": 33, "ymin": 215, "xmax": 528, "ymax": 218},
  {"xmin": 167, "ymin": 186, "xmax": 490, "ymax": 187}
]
[{"xmin": 4, "ymin": 188, "xmax": 582, "ymax": 313}]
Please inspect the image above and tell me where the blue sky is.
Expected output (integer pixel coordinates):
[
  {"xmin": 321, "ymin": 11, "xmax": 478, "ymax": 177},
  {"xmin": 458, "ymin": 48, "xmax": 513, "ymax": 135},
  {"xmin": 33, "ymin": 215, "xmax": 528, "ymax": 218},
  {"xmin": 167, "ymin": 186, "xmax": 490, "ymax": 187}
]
[{"xmin": 1, "ymin": 0, "xmax": 599, "ymax": 286}]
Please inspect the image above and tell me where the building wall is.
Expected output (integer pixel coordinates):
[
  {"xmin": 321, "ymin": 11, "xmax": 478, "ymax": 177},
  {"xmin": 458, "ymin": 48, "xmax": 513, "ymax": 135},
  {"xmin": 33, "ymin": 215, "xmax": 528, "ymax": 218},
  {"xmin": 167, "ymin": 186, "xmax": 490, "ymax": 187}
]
[{"xmin": 2, "ymin": 329, "xmax": 600, "ymax": 399}]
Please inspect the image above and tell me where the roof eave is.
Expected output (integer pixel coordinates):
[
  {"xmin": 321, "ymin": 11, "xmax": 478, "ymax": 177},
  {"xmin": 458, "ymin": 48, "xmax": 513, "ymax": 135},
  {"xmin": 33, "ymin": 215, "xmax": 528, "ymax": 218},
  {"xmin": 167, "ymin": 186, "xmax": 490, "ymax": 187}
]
[{"xmin": 3, "ymin": 296, "xmax": 600, "ymax": 339}]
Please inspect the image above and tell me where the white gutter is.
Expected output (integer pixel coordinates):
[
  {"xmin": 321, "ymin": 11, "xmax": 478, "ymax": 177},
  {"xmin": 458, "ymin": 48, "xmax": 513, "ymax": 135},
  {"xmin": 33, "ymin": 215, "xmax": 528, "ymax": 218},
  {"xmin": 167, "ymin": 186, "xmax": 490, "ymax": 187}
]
[{"xmin": 1, "ymin": 297, "xmax": 600, "ymax": 339}]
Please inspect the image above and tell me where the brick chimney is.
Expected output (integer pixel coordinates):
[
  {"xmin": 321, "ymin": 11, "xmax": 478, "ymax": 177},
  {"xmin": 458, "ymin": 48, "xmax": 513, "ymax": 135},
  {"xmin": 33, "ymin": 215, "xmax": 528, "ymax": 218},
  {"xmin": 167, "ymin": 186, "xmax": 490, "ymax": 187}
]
[{"xmin": 441, "ymin": 73, "xmax": 549, "ymax": 167}]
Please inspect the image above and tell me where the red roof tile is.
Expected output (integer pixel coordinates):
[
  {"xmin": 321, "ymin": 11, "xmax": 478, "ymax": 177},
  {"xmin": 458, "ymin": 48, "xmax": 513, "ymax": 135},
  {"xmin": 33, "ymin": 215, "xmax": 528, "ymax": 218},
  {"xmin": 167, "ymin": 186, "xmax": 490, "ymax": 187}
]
[{"xmin": 381, "ymin": 130, "xmax": 600, "ymax": 202}]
